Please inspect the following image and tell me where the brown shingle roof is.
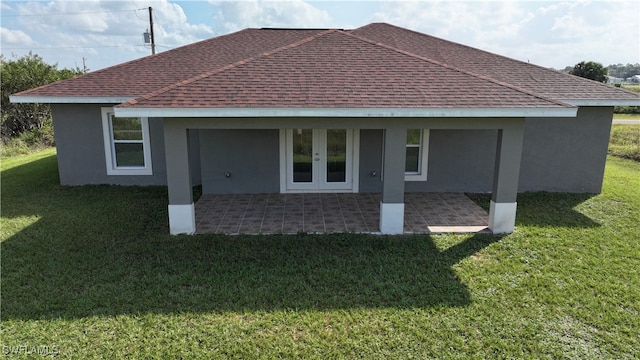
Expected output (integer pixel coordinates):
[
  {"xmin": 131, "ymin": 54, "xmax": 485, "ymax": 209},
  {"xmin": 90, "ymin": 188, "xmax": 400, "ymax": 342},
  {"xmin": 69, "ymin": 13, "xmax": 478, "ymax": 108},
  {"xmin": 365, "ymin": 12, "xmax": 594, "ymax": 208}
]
[
  {"xmin": 121, "ymin": 30, "xmax": 567, "ymax": 109},
  {"xmin": 13, "ymin": 23, "xmax": 639, "ymax": 108}
]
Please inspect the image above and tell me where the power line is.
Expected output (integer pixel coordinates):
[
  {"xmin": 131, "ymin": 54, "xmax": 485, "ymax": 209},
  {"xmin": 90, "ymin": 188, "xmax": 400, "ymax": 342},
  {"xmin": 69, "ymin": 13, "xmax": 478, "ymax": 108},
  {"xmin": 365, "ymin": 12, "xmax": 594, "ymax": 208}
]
[
  {"xmin": 2, "ymin": 43, "xmax": 176, "ymax": 50},
  {"xmin": 2, "ymin": 45, "xmax": 149, "ymax": 50},
  {"xmin": 0, "ymin": 8, "xmax": 141, "ymax": 17},
  {"xmin": 133, "ymin": 8, "xmax": 147, "ymax": 21}
]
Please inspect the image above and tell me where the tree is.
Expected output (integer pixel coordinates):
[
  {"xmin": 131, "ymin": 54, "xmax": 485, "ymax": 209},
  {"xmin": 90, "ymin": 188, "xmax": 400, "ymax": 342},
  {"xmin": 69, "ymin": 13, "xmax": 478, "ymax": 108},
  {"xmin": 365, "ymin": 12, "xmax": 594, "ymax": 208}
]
[
  {"xmin": 568, "ymin": 61, "xmax": 608, "ymax": 83},
  {"xmin": 0, "ymin": 52, "xmax": 82, "ymax": 140}
]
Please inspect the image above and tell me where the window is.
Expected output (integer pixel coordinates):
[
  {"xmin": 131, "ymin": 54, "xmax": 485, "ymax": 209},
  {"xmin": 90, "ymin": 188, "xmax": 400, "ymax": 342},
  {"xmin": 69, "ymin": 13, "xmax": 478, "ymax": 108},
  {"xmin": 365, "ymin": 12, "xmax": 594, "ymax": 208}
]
[
  {"xmin": 405, "ymin": 129, "xmax": 429, "ymax": 181},
  {"xmin": 101, "ymin": 107, "xmax": 152, "ymax": 175}
]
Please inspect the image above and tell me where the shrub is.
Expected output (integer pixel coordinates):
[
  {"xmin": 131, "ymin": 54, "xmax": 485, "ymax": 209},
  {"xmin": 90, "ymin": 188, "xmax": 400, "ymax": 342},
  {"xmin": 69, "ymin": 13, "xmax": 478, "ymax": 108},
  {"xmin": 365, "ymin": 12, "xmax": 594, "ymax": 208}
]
[
  {"xmin": 614, "ymin": 106, "xmax": 640, "ymax": 114},
  {"xmin": 1, "ymin": 53, "xmax": 81, "ymax": 141},
  {"xmin": 1, "ymin": 118, "xmax": 55, "ymax": 157}
]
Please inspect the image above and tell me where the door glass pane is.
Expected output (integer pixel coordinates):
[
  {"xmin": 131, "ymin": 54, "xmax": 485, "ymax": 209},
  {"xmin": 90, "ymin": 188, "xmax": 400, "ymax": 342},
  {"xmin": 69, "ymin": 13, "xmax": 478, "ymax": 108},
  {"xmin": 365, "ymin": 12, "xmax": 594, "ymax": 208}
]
[
  {"xmin": 326, "ymin": 129, "xmax": 346, "ymax": 182},
  {"xmin": 112, "ymin": 117, "xmax": 142, "ymax": 140},
  {"xmin": 114, "ymin": 143, "xmax": 145, "ymax": 167},
  {"xmin": 293, "ymin": 129, "xmax": 313, "ymax": 182}
]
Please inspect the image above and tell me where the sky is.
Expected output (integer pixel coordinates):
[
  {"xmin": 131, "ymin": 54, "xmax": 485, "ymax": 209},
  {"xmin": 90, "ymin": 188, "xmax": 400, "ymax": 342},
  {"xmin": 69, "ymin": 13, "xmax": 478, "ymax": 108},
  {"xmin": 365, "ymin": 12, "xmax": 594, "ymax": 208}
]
[{"xmin": 1, "ymin": 0, "xmax": 639, "ymax": 72}]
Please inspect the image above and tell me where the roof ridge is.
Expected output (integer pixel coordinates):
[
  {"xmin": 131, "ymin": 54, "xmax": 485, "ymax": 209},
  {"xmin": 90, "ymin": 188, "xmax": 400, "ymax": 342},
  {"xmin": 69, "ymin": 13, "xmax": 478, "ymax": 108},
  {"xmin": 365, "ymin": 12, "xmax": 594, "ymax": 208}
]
[
  {"xmin": 121, "ymin": 29, "xmax": 337, "ymax": 107},
  {"xmin": 342, "ymin": 28, "xmax": 573, "ymax": 108},
  {"xmin": 359, "ymin": 23, "xmax": 637, "ymax": 100}
]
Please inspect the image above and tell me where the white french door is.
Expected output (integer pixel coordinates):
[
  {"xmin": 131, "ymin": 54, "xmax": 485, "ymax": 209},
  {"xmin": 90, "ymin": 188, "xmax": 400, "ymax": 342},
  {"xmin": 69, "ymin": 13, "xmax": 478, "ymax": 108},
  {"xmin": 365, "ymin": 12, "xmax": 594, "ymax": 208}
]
[{"xmin": 284, "ymin": 129, "xmax": 356, "ymax": 192}]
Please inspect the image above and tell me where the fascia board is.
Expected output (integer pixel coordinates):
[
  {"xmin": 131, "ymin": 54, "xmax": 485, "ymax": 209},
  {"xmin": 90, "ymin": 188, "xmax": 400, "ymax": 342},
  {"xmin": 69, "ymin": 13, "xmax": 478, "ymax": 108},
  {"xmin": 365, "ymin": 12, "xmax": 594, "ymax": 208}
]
[
  {"xmin": 114, "ymin": 107, "xmax": 578, "ymax": 118},
  {"xmin": 563, "ymin": 99, "xmax": 640, "ymax": 106},
  {"xmin": 9, "ymin": 95, "xmax": 137, "ymax": 104}
]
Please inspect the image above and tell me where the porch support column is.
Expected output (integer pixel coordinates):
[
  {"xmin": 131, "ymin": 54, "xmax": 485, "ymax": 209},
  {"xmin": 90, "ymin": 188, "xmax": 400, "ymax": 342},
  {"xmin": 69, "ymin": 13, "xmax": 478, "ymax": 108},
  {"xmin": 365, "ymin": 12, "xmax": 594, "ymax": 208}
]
[
  {"xmin": 380, "ymin": 127, "xmax": 407, "ymax": 234},
  {"xmin": 164, "ymin": 119, "xmax": 195, "ymax": 235},
  {"xmin": 489, "ymin": 121, "xmax": 525, "ymax": 234}
]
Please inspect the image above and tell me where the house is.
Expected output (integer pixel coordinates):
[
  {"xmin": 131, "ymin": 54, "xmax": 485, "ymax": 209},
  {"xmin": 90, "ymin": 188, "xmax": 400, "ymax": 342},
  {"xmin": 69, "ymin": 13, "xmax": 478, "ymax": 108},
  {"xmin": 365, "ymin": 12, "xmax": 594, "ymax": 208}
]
[
  {"xmin": 626, "ymin": 75, "xmax": 640, "ymax": 83},
  {"xmin": 607, "ymin": 76, "xmax": 624, "ymax": 85},
  {"xmin": 11, "ymin": 23, "xmax": 640, "ymax": 235}
]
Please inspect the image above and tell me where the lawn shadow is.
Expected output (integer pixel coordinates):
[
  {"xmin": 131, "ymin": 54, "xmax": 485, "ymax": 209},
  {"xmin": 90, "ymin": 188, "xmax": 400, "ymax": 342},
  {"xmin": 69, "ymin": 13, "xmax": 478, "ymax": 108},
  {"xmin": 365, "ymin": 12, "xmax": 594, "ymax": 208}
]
[
  {"xmin": 1, "ymin": 221, "xmax": 501, "ymax": 320},
  {"xmin": 2, "ymin": 152, "xmax": 505, "ymax": 320},
  {"xmin": 468, "ymin": 192, "xmax": 601, "ymax": 229}
]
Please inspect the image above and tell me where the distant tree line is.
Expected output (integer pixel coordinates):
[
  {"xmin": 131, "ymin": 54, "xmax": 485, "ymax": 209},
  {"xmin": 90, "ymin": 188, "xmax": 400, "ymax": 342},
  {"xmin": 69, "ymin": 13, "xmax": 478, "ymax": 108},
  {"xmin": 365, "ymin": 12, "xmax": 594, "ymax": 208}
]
[
  {"xmin": 561, "ymin": 62, "xmax": 640, "ymax": 80},
  {"xmin": 1, "ymin": 52, "xmax": 83, "ymax": 142},
  {"xmin": 607, "ymin": 63, "xmax": 640, "ymax": 79}
]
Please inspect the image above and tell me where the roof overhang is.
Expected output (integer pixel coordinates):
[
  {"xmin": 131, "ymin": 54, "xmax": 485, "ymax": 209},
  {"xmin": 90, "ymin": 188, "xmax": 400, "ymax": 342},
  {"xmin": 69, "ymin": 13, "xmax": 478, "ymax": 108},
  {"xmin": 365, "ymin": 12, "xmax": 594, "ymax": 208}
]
[
  {"xmin": 9, "ymin": 95, "xmax": 137, "ymax": 104},
  {"xmin": 563, "ymin": 99, "xmax": 640, "ymax": 106},
  {"xmin": 113, "ymin": 107, "xmax": 578, "ymax": 118}
]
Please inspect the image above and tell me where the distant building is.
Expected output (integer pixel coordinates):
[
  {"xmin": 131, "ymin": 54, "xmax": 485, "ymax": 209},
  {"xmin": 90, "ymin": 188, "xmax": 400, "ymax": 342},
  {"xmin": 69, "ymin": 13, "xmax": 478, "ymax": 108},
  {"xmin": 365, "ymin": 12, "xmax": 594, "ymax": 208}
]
[
  {"xmin": 626, "ymin": 75, "xmax": 640, "ymax": 83},
  {"xmin": 608, "ymin": 76, "xmax": 624, "ymax": 84}
]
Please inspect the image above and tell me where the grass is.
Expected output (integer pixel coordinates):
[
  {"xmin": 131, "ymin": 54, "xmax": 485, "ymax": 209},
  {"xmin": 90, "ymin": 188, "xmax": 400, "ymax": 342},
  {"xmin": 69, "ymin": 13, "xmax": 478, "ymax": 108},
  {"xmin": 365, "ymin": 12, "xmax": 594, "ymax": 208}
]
[
  {"xmin": 621, "ymin": 84, "xmax": 640, "ymax": 94},
  {"xmin": 612, "ymin": 113, "xmax": 640, "ymax": 120},
  {"xmin": 609, "ymin": 124, "xmax": 640, "ymax": 161},
  {"xmin": 2, "ymin": 149, "xmax": 640, "ymax": 358}
]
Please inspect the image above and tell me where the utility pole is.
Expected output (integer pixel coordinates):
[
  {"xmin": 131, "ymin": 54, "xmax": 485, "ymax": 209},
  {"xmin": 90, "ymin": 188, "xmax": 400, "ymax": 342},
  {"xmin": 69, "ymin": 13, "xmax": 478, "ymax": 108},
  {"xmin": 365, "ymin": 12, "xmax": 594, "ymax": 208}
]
[{"xmin": 148, "ymin": 6, "xmax": 156, "ymax": 55}]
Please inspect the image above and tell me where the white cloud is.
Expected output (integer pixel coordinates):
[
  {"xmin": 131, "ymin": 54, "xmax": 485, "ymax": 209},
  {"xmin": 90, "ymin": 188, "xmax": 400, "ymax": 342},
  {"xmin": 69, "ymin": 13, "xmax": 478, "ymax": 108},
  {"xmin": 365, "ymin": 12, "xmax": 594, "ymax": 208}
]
[
  {"xmin": 151, "ymin": 1, "xmax": 215, "ymax": 46},
  {"xmin": 13, "ymin": 1, "xmax": 214, "ymax": 45},
  {"xmin": 3, "ymin": 0, "xmax": 215, "ymax": 70},
  {"xmin": 2, "ymin": 0, "xmax": 637, "ymax": 71},
  {"xmin": 209, "ymin": 0, "xmax": 332, "ymax": 32},
  {"xmin": 0, "ymin": 27, "xmax": 34, "ymax": 46}
]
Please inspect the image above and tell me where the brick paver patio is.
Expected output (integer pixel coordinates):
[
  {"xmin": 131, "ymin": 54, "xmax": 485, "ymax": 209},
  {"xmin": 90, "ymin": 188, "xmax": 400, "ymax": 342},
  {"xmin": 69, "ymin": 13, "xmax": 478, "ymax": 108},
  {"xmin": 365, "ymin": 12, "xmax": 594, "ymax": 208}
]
[{"xmin": 195, "ymin": 192, "xmax": 489, "ymax": 235}]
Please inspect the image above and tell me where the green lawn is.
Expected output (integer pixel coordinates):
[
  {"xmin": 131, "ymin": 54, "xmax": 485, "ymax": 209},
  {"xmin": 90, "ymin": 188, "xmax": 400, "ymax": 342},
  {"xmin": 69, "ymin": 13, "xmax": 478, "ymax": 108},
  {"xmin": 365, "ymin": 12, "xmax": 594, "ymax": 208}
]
[
  {"xmin": 612, "ymin": 113, "xmax": 640, "ymax": 120},
  {"xmin": 621, "ymin": 84, "xmax": 640, "ymax": 94},
  {"xmin": 609, "ymin": 124, "xmax": 640, "ymax": 161},
  {"xmin": 1, "ymin": 149, "xmax": 639, "ymax": 358}
]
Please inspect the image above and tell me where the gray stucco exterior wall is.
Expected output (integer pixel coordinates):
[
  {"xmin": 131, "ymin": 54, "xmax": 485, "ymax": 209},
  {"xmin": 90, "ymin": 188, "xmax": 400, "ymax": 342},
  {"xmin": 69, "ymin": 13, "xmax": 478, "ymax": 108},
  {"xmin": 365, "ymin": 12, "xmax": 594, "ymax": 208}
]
[
  {"xmin": 358, "ymin": 130, "xmax": 384, "ymax": 192},
  {"xmin": 358, "ymin": 129, "xmax": 498, "ymax": 193},
  {"xmin": 357, "ymin": 107, "xmax": 612, "ymax": 194},
  {"xmin": 199, "ymin": 129, "xmax": 280, "ymax": 194},
  {"xmin": 51, "ymin": 104, "xmax": 200, "ymax": 186},
  {"xmin": 50, "ymin": 105, "xmax": 612, "ymax": 195},
  {"xmin": 407, "ymin": 129, "xmax": 498, "ymax": 192},
  {"xmin": 519, "ymin": 106, "xmax": 613, "ymax": 193}
]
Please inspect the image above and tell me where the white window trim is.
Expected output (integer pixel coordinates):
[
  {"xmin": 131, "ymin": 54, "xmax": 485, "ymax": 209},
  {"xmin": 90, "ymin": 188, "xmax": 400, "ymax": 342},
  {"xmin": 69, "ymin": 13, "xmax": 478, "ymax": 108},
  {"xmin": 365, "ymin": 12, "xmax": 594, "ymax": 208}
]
[
  {"xmin": 405, "ymin": 129, "xmax": 429, "ymax": 182},
  {"xmin": 101, "ymin": 107, "xmax": 153, "ymax": 176}
]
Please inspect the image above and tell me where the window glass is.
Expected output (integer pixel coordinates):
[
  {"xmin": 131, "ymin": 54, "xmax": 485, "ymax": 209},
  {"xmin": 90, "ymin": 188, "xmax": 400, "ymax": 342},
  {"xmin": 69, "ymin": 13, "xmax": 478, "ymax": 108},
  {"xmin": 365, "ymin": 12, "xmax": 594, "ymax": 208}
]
[
  {"xmin": 110, "ymin": 115, "xmax": 145, "ymax": 168},
  {"xmin": 114, "ymin": 143, "xmax": 145, "ymax": 167},
  {"xmin": 405, "ymin": 129, "xmax": 421, "ymax": 173},
  {"xmin": 112, "ymin": 117, "xmax": 142, "ymax": 140},
  {"xmin": 406, "ymin": 129, "xmax": 421, "ymax": 145},
  {"xmin": 405, "ymin": 147, "xmax": 420, "ymax": 173}
]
